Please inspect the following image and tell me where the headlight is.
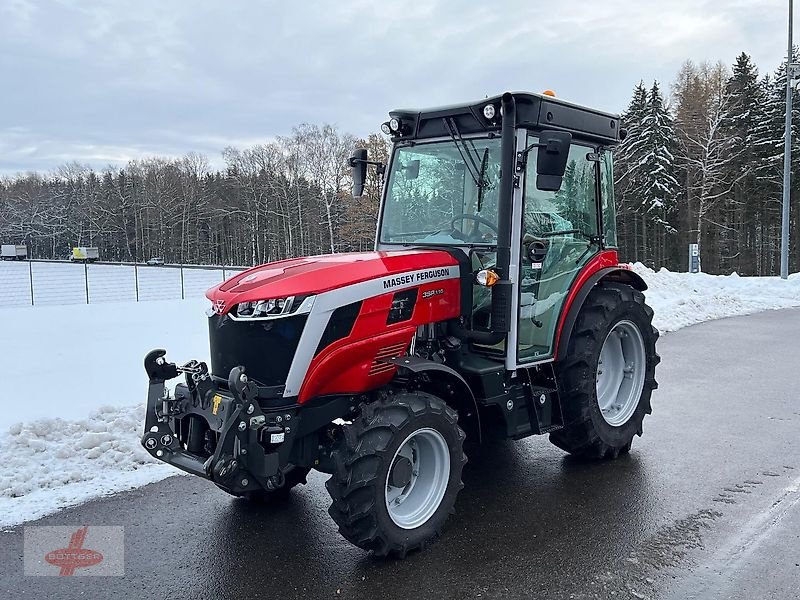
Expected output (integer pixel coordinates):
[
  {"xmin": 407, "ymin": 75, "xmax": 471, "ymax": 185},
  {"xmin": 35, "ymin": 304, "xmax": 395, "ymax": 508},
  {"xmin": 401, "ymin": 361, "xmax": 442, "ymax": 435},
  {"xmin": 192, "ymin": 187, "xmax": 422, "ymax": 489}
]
[{"xmin": 231, "ymin": 295, "xmax": 313, "ymax": 320}]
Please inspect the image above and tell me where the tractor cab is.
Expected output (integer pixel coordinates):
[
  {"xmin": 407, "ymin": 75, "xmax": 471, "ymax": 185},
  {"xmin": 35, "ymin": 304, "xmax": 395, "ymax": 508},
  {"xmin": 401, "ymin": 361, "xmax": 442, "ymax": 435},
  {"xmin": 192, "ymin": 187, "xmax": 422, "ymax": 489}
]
[{"xmin": 354, "ymin": 91, "xmax": 622, "ymax": 366}]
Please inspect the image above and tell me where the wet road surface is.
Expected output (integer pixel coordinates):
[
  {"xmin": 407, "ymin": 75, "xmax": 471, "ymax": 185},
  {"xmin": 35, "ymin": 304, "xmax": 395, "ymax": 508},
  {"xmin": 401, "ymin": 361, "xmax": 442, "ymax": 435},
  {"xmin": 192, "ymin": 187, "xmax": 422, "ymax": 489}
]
[{"xmin": 2, "ymin": 308, "xmax": 799, "ymax": 599}]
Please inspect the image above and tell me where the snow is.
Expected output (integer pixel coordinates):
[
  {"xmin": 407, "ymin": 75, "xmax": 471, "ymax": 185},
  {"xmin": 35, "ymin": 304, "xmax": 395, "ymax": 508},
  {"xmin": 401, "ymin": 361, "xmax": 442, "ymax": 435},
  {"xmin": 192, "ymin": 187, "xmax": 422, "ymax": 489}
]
[
  {"xmin": 0, "ymin": 299, "xmax": 210, "ymax": 429},
  {"xmin": 631, "ymin": 263, "xmax": 800, "ymax": 332},
  {"xmin": 0, "ymin": 298, "xmax": 210, "ymax": 528},
  {"xmin": 0, "ymin": 406, "xmax": 176, "ymax": 528},
  {"xmin": 1, "ymin": 265, "xmax": 799, "ymax": 529}
]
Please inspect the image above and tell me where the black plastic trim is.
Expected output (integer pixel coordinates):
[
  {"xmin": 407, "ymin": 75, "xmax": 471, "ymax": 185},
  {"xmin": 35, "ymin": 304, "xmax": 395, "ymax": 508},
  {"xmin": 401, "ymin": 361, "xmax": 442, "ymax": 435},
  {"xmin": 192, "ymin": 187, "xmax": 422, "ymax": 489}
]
[
  {"xmin": 388, "ymin": 91, "xmax": 620, "ymax": 145},
  {"xmin": 385, "ymin": 356, "xmax": 483, "ymax": 444},
  {"xmin": 315, "ymin": 301, "xmax": 362, "ymax": 355},
  {"xmin": 208, "ymin": 313, "xmax": 306, "ymax": 388},
  {"xmin": 555, "ymin": 267, "xmax": 647, "ymax": 360},
  {"xmin": 387, "ymin": 289, "xmax": 418, "ymax": 325}
]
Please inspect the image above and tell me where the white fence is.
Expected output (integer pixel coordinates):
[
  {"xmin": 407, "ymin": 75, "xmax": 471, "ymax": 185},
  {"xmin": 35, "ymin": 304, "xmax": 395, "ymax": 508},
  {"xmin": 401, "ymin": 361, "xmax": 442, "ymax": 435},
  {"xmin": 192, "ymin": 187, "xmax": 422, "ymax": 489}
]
[{"xmin": 0, "ymin": 261, "xmax": 247, "ymax": 308}]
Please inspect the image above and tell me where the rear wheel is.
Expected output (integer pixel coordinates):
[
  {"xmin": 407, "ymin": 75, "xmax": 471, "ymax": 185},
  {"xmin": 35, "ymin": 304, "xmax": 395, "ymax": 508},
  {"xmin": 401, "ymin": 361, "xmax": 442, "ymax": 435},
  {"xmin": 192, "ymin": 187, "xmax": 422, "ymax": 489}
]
[
  {"xmin": 326, "ymin": 391, "xmax": 466, "ymax": 557},
  {"xmin": 550, "ymin": 282, "xmax": 659, "ymax": 459}
]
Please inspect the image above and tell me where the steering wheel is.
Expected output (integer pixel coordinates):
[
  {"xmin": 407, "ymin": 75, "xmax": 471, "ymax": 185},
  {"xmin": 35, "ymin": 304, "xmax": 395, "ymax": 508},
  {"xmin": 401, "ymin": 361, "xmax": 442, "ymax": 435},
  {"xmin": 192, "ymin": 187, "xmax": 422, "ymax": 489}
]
[{"xmin": 450, "ymin": 214, "xmax": 499, "ymax": 241}]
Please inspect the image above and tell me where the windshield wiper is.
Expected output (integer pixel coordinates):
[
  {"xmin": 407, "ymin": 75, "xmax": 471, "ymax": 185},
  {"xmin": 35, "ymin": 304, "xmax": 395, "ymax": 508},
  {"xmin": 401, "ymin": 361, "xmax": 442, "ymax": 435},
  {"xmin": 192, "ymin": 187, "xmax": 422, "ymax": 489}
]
[
  {"xmin": 538, "ymin": 229, "xmax": 594, "ymax": 240},
  {"xmin": 474, "ymin": 145, "xmax": 489, "ymax": 212},
  {"xmin": 443, "ymin": 117, "xmax": 487, "ymax": 191}
]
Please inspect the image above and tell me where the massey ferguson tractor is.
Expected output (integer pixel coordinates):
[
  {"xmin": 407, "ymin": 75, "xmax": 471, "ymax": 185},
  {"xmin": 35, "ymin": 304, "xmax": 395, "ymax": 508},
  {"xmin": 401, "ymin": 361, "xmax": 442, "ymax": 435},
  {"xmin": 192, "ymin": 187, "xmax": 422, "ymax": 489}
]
[{"xmin": 141, "ymin": 91, "xmax": 659, "ymax": 557}]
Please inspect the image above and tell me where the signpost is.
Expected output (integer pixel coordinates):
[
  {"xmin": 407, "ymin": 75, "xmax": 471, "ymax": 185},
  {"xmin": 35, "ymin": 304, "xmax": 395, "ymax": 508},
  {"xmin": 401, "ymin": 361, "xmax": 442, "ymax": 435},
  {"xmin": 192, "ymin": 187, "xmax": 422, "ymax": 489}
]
[
  {"xmin": 782, "ymin": 0, "xmax": 797, "ymax": 280},
  {"xmin": 688, "ymin": 243, "xmax": 700, "ymax": 274}
]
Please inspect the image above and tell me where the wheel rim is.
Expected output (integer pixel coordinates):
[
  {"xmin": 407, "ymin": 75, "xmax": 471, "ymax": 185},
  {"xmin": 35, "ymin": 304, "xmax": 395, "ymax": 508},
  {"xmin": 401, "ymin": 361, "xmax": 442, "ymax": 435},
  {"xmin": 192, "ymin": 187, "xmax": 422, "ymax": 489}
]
[
  {"xmin": 385, "ymin": 427, "xmax": 451, "ymax": 529},
  {"xmin": 596, "ymin": 320, "xmax": 646, "ymax": 427}
]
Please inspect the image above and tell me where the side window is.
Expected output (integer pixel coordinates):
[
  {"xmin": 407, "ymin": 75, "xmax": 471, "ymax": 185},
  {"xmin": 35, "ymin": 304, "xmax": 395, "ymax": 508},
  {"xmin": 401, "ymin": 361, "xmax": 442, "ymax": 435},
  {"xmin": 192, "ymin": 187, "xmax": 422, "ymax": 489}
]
[
  {"xmin": 517, "ymin": 137, "xmax": 601, "ymax": 363},
  {"xmin": 600, "ymin": 151, "xmax": 618, "ymax": 248},
  {"xmin": 524, "ymin": 144, "xmax": 598, "ymax": 237}
]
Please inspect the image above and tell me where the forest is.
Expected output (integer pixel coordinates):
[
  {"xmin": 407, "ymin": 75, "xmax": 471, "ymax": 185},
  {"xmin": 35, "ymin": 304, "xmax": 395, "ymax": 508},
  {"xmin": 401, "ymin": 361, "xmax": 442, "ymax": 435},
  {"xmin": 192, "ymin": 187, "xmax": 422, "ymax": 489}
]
[
  {"xmin": 1, "ymin": 51, "xmax": 798, "ymax": 275},
  {"xmin": 616, "ymin": 52, "xmax": 800, "ymax": 275}
]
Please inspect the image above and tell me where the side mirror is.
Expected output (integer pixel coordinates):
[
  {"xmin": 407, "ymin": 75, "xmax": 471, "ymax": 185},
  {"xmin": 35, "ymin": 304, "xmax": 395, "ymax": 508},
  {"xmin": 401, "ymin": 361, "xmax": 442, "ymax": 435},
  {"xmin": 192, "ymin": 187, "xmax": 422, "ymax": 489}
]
[
  {"xmin": 535, "ymin": 130, "xmax": 572, "ymax": 191},
  {"xmin": 349, "ymin": 148, "xmax": 368, "ymax": 197}
]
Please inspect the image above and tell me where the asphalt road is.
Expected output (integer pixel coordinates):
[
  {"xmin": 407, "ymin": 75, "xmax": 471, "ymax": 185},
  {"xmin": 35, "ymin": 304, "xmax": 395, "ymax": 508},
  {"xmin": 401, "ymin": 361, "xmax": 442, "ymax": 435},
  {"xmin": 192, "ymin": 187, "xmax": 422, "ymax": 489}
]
[{"xmin": 2, "ymin": 308, "xmax": 800, "ymax": 599}]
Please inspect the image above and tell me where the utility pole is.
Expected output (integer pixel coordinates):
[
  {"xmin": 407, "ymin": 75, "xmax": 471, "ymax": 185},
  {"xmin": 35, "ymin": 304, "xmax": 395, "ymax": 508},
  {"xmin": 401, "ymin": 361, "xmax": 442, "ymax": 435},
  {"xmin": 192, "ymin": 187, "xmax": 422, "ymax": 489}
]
[{"xmin": 782, "ymin": 0, "xmax": 795, "ymax": 279}]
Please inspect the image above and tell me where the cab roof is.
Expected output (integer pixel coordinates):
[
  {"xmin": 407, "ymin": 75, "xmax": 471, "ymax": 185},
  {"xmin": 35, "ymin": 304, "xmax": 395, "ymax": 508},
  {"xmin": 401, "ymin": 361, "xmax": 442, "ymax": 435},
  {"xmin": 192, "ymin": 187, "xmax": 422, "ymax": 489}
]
[{"xmin": 388, "ymin": 91, "xmax": 621, "ymax": 145}]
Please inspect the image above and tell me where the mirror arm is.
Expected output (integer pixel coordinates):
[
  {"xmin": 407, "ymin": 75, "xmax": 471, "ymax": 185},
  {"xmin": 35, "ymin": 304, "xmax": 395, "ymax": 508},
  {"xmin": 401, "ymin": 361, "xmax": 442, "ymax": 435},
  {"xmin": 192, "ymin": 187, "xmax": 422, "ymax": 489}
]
[
  {"xmin": 349, "ymin": 158, "xmax": 386, "ymax": 176},
  {"xmin": 515, "ymin": 143, "xmax": 545, "ymax": 173}
]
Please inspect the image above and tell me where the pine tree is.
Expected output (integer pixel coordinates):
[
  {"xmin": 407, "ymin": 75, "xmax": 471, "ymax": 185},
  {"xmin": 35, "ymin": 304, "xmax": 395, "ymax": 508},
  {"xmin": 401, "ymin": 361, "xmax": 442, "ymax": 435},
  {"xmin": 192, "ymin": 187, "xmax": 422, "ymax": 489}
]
[
  {"xmin": 638, "ymin": 81, "xmax": 680, "ymax": 266},
  {"xmin": 753, "ymin": 47, "xmax": 800, "ymax": 274},
  {"xmin": 614, "ymin": 82, "xmax": 649, "ymax": 262},
  {"xmin": 615, "ymin": 82, "xmax": 649, "ymax": 200},
  {"xmin": 614, "ymin": 81, "xmax": 678, "ymax": 267},
  {"xmin": 721, "ymin": 53, "xmax": 767, "ymax": 274}
]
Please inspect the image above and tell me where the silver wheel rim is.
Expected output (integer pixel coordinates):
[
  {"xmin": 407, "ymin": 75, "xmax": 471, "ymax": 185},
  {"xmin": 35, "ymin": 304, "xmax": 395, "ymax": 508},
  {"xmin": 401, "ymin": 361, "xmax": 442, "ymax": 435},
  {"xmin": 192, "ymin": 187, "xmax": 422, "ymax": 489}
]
[
  {"xmin": 385, "ymin": 427, "xmax": 451, "ymax": 530},
  {"xmin": 596, "ymin": 320, "xmax": 646, "ymax": 427}
]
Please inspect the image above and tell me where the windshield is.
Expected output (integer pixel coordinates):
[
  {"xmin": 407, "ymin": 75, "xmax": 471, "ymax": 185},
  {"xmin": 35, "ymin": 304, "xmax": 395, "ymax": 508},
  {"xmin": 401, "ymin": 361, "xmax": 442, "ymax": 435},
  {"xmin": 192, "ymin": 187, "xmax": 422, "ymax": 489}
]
[{"xmin": 379, "ymin": 137, "xmax": 502, "ymax": 245}]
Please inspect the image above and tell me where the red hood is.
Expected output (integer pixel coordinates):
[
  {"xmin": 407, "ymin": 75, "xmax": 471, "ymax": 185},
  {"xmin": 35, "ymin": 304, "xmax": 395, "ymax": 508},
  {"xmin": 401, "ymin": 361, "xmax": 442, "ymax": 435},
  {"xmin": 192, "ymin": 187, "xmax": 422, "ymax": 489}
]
[{"xmin": 206, "ymin": 250, "xmax": 459, "ymax": 314}]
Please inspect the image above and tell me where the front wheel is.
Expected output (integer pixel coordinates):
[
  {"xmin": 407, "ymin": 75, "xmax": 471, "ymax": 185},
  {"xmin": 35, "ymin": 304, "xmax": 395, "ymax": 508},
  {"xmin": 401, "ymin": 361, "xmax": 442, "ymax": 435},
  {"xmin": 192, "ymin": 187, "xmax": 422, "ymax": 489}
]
[
  {"xmin": 550, "ymin": 282, "xmax": 659, "ymax": 459},
  {"xmin": 326, "ymin": 391, "xmax": 466, "ymax": 557}
]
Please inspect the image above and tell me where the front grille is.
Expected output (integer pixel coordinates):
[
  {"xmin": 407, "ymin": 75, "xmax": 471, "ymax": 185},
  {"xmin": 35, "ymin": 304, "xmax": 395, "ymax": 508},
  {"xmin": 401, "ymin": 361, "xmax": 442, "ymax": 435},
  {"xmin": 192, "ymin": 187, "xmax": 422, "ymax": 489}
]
[{"xmin": 208, "ymin": 314, "xmax": 307, "ymax": 388}]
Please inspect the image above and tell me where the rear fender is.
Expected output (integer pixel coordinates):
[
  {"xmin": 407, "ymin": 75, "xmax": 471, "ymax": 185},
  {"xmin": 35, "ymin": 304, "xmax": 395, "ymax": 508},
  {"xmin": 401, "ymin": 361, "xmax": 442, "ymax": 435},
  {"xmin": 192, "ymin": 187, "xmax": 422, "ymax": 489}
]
[
  {"xmin": 385, "ymin": 356, "xmax": 482, "ymax": 445},
  {"xmin": 554, "ymin": 266, "xmax": 647, "ymax": 361}
]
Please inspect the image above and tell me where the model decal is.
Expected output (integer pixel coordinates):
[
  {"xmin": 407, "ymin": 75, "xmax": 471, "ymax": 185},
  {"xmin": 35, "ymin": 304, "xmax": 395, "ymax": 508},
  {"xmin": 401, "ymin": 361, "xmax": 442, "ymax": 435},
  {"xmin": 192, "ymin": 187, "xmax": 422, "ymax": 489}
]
[{"xmin": 422, "ymin": 288, "xmax": 445, "ymax": 299}]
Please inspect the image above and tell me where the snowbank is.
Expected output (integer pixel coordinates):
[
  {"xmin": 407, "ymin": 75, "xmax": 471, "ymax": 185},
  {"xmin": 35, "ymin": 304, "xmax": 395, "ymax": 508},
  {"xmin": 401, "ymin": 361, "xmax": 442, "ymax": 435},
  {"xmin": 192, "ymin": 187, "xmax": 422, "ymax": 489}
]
[
  {"xmin": 632, "ymin": 263, "xmax": 800, "ymax": 332},
  {"xmin": 0, "ymin": 406, "xmax": 175, "ymax": 527},
  {"xmin": 1, "ymin": 268, "xmax": 799, "ymax": 528},
  {"xmin": 0, "ymin": 298, "xmax": 209, "ymax": 528}
]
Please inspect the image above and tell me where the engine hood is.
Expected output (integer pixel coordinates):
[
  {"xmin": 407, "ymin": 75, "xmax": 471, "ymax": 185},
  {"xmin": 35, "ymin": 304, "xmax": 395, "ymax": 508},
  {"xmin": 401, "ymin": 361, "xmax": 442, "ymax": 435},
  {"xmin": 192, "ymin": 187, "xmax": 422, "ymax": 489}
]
[{"xmin": 206, "ymin": 250, "xmax": 460, "ymax": 315}]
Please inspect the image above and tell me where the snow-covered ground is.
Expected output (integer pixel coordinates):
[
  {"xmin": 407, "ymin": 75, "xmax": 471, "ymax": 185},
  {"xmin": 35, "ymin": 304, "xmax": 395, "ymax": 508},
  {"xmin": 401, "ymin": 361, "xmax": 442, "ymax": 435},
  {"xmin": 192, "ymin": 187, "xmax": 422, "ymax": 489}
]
[
  {"xmin": 632, "ymin": 264, "xmax": 800, "ymax": 331},
  {"xmin": 1, "ymin": 266, "xmax": 798, "ymax": 529},
  {"xmin": 0, "ymin": 299, "xmax": 210, "ymax": 527}
]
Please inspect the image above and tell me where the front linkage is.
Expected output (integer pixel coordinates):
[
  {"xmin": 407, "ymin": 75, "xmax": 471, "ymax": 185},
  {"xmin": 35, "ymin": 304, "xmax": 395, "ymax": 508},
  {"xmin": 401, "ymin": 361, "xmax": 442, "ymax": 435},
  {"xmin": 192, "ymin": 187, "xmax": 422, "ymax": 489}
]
[{"xmin": 141, "ymin": 349, "xmax": 300, "ymax": 495}]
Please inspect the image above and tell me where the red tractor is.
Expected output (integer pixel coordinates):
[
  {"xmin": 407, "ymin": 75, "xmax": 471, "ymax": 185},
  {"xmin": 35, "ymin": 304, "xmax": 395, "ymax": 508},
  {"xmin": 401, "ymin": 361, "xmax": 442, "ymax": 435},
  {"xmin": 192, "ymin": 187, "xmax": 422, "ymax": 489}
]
[{"xmin": 142, "ymin": 91, "xmax": 659, "ymax": 557}]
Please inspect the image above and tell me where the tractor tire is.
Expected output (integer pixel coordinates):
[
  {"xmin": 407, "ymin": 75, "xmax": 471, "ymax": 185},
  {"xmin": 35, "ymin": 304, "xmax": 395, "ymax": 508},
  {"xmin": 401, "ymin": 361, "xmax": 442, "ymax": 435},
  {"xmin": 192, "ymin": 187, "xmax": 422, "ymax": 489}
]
[
  {"xmin": 326, "ymin": 391, "xmax": 467, "ymax": 558},
  {"xmin": 550, "ymin": 282, "xmax": 659, "ymax": 459},
  {"xmin": 218, "ymin": 466, "xmax": 311, "ymax": 503}
]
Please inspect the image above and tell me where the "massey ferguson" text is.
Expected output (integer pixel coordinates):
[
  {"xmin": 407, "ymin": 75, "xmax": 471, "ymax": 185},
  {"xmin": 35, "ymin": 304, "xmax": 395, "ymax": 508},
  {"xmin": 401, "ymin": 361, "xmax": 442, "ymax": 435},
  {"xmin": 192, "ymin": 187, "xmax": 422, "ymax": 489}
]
[{"xmin": 383, "ymin": 267, "xmax": 452, "ymax": 290}]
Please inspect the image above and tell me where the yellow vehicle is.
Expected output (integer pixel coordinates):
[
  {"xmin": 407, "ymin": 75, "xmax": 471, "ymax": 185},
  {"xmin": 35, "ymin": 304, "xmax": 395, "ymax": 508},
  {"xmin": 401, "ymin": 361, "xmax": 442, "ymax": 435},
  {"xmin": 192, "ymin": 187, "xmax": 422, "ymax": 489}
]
[{"xmin": 70, "ymin": 247, "xmax": 99, "ymax": 263}]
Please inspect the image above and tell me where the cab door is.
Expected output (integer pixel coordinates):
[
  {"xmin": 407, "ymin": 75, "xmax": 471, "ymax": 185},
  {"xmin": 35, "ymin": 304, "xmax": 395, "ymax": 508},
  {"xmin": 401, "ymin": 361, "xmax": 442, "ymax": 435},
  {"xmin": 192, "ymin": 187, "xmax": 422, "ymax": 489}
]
[{"xmin": 516, "ymin": 137, "xmax": 601, "ymax": 362}]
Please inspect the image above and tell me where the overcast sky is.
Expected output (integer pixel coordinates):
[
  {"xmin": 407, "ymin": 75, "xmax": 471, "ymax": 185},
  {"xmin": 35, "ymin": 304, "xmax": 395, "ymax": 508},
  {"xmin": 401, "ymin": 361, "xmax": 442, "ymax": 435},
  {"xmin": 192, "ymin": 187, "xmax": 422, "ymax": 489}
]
[{"xmin": 0, "ymin": 0, "xmax": 793, "ymax": 174}]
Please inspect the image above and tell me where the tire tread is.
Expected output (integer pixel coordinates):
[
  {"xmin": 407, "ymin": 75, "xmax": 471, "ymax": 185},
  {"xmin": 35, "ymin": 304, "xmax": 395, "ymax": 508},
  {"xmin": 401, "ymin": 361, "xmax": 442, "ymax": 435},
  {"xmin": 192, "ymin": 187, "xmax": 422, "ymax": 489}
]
[
  {"xmin": 549, "ymin": 282, "xmax": 659, "ymax": 459},
  {"xmin": 326, "ymin": 391, "xmax": 465, "ymax": 557}
]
